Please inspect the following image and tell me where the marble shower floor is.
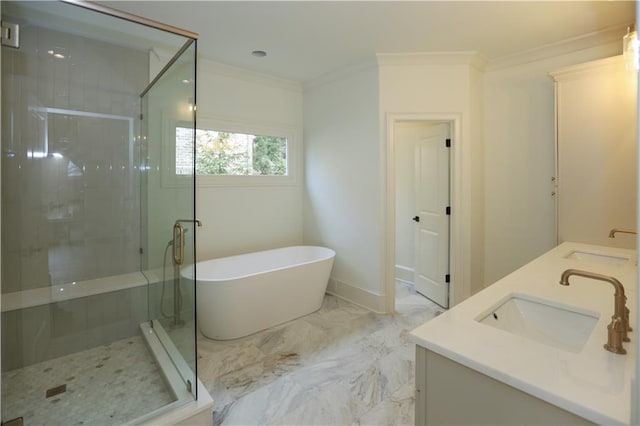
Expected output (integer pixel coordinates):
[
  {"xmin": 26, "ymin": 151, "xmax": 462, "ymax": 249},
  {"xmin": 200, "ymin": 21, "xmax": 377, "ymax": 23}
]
[
  {"xmin": 1, "ymin": 335, "xmax": 174, "ymax": 425},
  {"xmin": 198, "ymin": 282, "xmax": 443, "ymax": 425}
]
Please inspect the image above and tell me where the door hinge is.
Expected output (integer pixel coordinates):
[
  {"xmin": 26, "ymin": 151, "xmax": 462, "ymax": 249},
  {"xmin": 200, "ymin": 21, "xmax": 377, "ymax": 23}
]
[
  {"xmin": 139, "ymin": 247, "xmax": 144, "ymax": 254},
  {"xmin": 139, "ymin": 113, "xmax": 144, "ymax": 120},
  {"xmin": 1, "ymin": 21, "xmax": 20, "ymax": 49},
  {"xmin": 445, "ymin": 138, "xmax": 451, "ymax": 148},
  {"xmin": 445, "ymin": 206, "xmax": 451, "ymax": 215},
  {"xmin": 445, "ymin": 274, "xmax": 450, "ymax": 283}
]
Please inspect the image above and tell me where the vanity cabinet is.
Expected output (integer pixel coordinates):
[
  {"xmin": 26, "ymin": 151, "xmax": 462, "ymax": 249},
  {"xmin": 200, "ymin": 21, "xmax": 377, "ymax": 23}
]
[
  {"xmin": 550, "ymin": 56, "xmax": 637, "ymax": 248},
  {"xmin": 410, "ymin": 242, "xmax": 636, "ymax": 425},
  {"xmin": 414, "ymin": 346, "xmax": 593, "ymax": 425}
]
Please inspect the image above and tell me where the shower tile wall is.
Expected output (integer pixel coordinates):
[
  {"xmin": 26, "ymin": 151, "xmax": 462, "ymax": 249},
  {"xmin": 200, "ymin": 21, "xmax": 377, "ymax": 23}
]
[
  {"xmin": 2, "ymin": 25, "xmax": 147, "ymax": 292},
  {"xmin": 1, "ymin": 23, "xmax": 149, "ymax": 370}
]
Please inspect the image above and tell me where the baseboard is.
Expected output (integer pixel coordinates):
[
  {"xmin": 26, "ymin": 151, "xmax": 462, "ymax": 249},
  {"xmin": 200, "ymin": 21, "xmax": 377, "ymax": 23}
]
[
  {"xmin": 395, "ymin": 265, "xmax": 414, "ymax": 284},
  {"xmin": 326, "ymin": 277, "xmax": 387, "ymax": 313}
]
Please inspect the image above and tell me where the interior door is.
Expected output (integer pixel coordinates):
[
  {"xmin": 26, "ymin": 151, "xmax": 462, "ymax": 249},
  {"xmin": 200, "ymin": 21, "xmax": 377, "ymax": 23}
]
[{"xmin": 413, "ymin": 123, "xmax": 450, "ymax": 308}]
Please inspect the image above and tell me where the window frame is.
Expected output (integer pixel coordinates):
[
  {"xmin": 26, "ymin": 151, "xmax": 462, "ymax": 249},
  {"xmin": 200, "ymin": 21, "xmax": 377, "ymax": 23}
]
[{"xmin": 163, "ymin": 115, "xmax": 297, "ymax": 188}]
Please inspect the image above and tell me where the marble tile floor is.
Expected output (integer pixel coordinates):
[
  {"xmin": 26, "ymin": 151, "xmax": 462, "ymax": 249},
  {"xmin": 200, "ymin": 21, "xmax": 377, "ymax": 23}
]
[
  {"xmin": 198, "ymin": 281, "xmax": 444, "ymax": 425},
  {"xmin": 1, "ymin": 335, "xmax": 174, "ymax": 426}
]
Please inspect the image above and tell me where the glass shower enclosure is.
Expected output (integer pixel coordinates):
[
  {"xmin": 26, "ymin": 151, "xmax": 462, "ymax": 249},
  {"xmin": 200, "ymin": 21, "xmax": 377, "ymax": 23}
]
[{"xmin": 0, "ymin": 1, "xmax": 199, "ymax": 424}]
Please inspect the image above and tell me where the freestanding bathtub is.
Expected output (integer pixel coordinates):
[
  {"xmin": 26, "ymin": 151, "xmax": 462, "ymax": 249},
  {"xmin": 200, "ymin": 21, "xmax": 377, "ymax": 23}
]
[{"xmin": 185, "ymin": 246, "xmax": 335, "ymax": 340}]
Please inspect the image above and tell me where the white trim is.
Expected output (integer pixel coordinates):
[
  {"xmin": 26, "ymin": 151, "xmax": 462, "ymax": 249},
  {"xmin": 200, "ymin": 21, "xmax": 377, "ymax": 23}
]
[
  {"xmin": 162, "ymin": 114, "xmax": 298, "ymax": 188},
  {"xmin": 395, "ymin": 265, "xmax": 414, "ymax": 283},
  {"xmin": 151, "ymin": 319, "xmax": 197, "ymax": 397},
  {"xmin": 139, "ymin": 322, "xmax": 191, "ymax": 402},
  {"xmin": 196, "ymin": 118, "xmax": 297, "ymax": 187},
  {"xmin": 326, "ymin": 277, "xmax": 387, "ymax": 313},
  {"xmin": 136, "ymin": 322, "xmax": 214, "ymax": 426},
  {"xmin": 303, "ymin": 57, "xmax": 378, "ymax": 91},
  {"xmin": 548, "ymin": 54, "xmax": 624, "ymax": 82},
  {"xmin": 487, "ymin": 24, "xmax": 627, "ymax": 72},
  {"xmin": 200, "ymin": 57, "xmax": 302, "ymax": 93},
  {"xmin": 376, "ymin": 52, "xmax": 487, "ymax": 71},
  {"xmin": 140, "ymin": 379, "xmax": 214, "ymax": 426},
  {"xmin": 385, "ymin": 113, "xmax": 468, "ymax": 314}
]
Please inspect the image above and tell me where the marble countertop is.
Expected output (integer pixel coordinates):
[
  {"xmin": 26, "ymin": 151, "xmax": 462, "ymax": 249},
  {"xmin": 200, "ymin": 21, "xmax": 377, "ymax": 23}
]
[{"xmin": 410, "ymin": 242, "xmax": 637, "ymax": 425}]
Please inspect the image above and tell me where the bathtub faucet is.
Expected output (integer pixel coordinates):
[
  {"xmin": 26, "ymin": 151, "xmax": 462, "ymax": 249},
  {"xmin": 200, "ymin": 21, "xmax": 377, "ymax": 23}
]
[
  {"xmin": 176, "ymin": 218, "xmax": 203, "ymax": 228},
  {"xmin": 608, "ymin": 228, "xmax": 637, "ymax": 238},
  {"xmin": 172, "ymin": 219, "xmax": 203, "ymax": 266},
  {"xmin": 171, "ymin": 218, "xmax": 202, "ymax": 326}
]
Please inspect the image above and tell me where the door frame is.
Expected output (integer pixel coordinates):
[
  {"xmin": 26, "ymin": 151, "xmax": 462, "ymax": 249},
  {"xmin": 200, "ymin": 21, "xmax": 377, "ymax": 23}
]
[{"xmin": 385, "ymin": 112, "xmax": 469, "ymax": 313}]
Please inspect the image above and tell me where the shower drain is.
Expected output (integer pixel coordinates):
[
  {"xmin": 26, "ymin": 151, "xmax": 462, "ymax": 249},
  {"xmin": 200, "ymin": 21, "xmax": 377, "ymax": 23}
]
[{"xmin": 45, "ymin": 384, "xmax": 67, "ymax": 398}]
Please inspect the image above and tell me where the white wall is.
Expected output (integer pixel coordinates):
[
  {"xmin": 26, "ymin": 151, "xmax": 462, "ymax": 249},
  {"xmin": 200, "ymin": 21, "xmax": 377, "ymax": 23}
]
[
  {"xmin": 303, "ymin": 54, "xmax": 486, "ymax": 310},
  {"xmin": 195, "ymin": 59, "xmax": 304, "ymax": 260},
  {"xmin": 303, "ymin": 64, "xmax": 384, "ymax": 310},
  {"xmin": 483, "ymin": 41, "xmax": 623, "ymax": 286}
]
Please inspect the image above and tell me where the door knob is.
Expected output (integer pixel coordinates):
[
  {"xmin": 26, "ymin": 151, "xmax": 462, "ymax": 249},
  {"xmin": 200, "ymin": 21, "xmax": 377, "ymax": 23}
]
[{"xmin": 413, "ymin": 216, "xmax": 420, "ymax": 222}]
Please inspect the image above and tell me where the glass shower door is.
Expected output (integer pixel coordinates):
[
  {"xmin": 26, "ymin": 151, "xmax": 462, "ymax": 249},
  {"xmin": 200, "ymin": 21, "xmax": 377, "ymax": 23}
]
[
  {"xmin": 1, "ymin": 1, "xmax": 199, "ymax": 424},
  {"xmin": 140, "ymin": 40, "xmax": 198, "ymax": 399}
]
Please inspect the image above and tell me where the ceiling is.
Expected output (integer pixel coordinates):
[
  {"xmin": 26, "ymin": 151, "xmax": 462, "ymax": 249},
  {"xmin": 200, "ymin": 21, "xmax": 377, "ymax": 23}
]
[{"xmin": 99, "ymin": 1, "xmax": 636, "ymax": 82}]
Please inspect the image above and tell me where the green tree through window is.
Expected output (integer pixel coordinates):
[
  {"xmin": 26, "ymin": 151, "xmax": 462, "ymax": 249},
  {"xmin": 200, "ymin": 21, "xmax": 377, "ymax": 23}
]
[
  {"xmin": 196, "ymin": 131, "xmax": 251, "ymax": 175},
  {"xmin": 252, "ymin": 135, "xmax": 287, "ymax": 175},
  {"xmin": 176, "ymin": 127, "xmax": 288, "ymax": 176}
]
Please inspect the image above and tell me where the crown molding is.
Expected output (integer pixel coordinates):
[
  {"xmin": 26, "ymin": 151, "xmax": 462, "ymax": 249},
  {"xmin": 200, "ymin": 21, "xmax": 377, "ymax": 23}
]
[
  {"xmin": 376, "ymin": 52, "xmax": 488, "ymax": 71},
  {"xmin": 303, "ymin": 57, "xmax": 379, "ymax": 91},
  {"xmin": 486, "ymin": 23, "xmax": 628, "ymax": 72},
  {"xmin": 548, "ymin": 54, "xmax": 625, "ymax": 81},
  {"xmin": 199, "ymin": 57, "xmax": 302, "ymax": 93}
]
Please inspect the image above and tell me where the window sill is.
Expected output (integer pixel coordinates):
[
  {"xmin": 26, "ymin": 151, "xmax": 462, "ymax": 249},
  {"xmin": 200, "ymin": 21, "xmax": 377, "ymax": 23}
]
[{"xmin": 196, "ymin": 174, "xmax": 297, "ymax": 187}]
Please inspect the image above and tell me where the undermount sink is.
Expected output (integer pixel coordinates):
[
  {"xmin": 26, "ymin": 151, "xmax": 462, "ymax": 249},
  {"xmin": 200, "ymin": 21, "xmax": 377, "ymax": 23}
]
[
  {"xmin": 477, "ymin": 294, "xmax": 599, "ymax": 353},
  {"xmin": 564, "ymin": 249, "xmax": 630, "ymax": 265}
]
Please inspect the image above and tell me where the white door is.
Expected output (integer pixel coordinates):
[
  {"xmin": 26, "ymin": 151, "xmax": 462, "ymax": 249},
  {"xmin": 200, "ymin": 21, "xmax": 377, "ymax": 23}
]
[{"xmin": 413, "ymin": 123, "xmax": 450, "ymax": 307}]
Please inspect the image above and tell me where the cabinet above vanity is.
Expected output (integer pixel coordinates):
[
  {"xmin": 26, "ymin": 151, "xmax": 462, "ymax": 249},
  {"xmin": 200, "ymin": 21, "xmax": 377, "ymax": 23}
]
[{"xmin": 550, "ymin": 55, "xmax": 637, "ymax": 249}]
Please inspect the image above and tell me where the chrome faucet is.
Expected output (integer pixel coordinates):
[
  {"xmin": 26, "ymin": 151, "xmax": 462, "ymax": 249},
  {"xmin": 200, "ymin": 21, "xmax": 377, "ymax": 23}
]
[
  {"xmin": 608, "ymin": 228, "xmax": 637, "ymax": 238},
  {"xmin": 559, "ymin": 269, "xmax": 631, "ymax": 354}
]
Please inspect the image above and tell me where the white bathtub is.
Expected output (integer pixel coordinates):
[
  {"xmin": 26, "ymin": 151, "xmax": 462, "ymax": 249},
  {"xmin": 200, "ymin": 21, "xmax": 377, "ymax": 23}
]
[{"xmin": 186, "ymin": 246, "xmax": 335, "ymax": 340}]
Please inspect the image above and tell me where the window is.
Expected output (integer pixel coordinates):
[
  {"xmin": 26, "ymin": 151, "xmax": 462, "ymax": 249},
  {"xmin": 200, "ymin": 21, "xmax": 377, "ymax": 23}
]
[
  {"xmin": 175, "ymin": 127, "xmax": 288, "ymax": 176},
  {"xmin": 169, "ymin": 118, "xmax": 296, "ymax": 187}
]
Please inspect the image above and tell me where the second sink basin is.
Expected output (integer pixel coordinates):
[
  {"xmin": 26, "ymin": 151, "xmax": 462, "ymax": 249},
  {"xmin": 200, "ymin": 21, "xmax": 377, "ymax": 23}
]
[
  {"xmin": 477, "ymin": 294, "xmax": 599, "ymax": 353},
  {"xmin": 564, "ymin": 249, "xmax": 630, "ymax": 265}
]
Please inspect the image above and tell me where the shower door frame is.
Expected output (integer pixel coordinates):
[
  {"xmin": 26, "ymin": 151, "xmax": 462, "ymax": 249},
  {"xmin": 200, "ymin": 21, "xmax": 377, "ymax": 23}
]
[
  {"xmin": 139, "ymin": 36, "xmax": 199, "ymax": 400},
  {"xmin": 61, "ymin": 0, "xmax": 198, "ymax": 39}
]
